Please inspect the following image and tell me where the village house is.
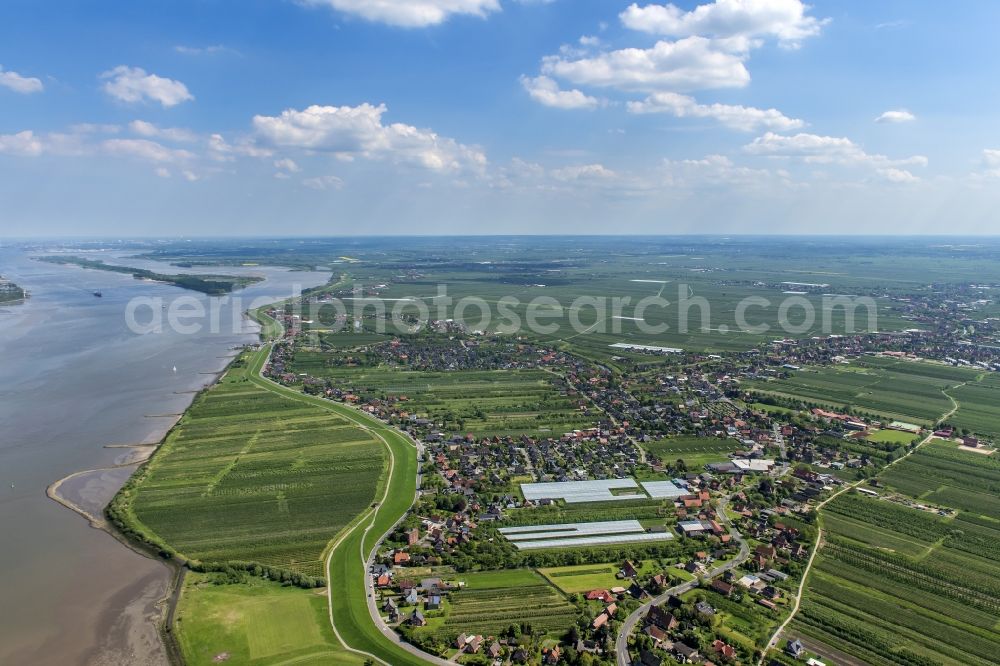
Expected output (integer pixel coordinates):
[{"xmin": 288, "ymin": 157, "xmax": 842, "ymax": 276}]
[
  {"xmin": 405, "ymin": 610, "xmax": 426, "ymax": 627},
  {"xmin": 713, "ymin": 639, "xmax": 737, "ymax": 660}
]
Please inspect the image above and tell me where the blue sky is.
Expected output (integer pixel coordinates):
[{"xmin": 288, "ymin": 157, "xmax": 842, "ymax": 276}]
[{"xmin": 2, "ymin": 0, "xmax": 999, "ymax": 236}]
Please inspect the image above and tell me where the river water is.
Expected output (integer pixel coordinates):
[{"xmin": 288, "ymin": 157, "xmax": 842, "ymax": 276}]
[{"xmin": 0, "ymin": 246, "xmax": 329, "ymax": 665}]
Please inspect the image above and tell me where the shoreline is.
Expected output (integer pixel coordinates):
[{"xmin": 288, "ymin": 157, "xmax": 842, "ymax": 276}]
[
  {"xmin": 42, "ymin": 274, "xmax": 338, "ymax": 666},
  {"xmin": 47, "ymin": 462, "xmax": 185, "ymax": 664},
  {"xmin": 40, "ymin": 310, "xmax": 268, "ymax": 666},
  {"xmin": 0, "ymin": 249, "xmax": 334, "ymax": 666},
  {"xmin": 45, "ymin": 402, "xmax": 209, "ymax": 666},
  {"xmin": 44, "ymin": 286, "xmax": 327, "ymax": 665},
  {"xmin": 45, "ymin": 367, "xmax": 233, "ymax": 666}
]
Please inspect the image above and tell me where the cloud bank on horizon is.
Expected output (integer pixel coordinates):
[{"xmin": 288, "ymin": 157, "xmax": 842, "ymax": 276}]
[{"xmin": 1, "ymin": 0, "xmax": 999, "ymax": 235}]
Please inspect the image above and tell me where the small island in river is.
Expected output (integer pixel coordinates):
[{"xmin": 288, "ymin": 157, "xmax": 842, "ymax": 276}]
[
  {"xmin": 37, "ymin": 256, "xmax": 264, "ymax": 295},
  {"xmin": 0, "ymin": 276, "xmax": 27, "ymax": 303}
]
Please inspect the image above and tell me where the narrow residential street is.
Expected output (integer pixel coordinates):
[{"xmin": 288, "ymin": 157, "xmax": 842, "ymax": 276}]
[
  {"xmin": 758, "ymin": 425, "xmax": 946, "ymax": 662},
  {"xmin": 615, "ymin": 494, "xmax": 750, "ymax": 665}
]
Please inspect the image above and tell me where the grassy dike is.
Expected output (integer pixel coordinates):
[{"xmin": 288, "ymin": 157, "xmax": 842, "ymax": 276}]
[
  {"xmin": 109, "ymin": 275, "xmax": 431, "ymax": 665},
  {"xmin": 245, "ymin": 337, "xmax": 428, "ymax": 665}
]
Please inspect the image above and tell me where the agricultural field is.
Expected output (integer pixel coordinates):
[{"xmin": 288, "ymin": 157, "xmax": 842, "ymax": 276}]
[
  {"xmin": 160, "ymin": 235, "xmax": 964, "ymax": 359},
  {"xmin": 538, "ymin": 563, "xmax": 623, "ymax": 593},
  {"xmin": 638, "ymin": 435, "xmax": 739, "ymax": 468},
  {"xmin": 944, "ymin": 373, "xmax": 1000, "ymax": 440},
  {"xmin": 750, "ymin": 402, "xmax": 801, "ymax": 416},
  {"xmin": 866, "ymin": 429, "xmax": 920, "ymax": 446},
  {"xmin": 173, "ymin": 574, "xmax": 361, "ymax": 666},
  {"xmin": 539, "ymin": 559, "xmax": 664, "ymax": 593},
  {"xmin": 415, "ymin": 570, "xmax": 578, "ymax": 642},
  {"xmin": 819, "ymin": 512, "xmax": 932, "ymax": 557},
  {"xmin": 313, "ymin": 331, "xmax": 389, "ymax": 348},
  {"xmin": 454, "ymin": 568, "xmax": 542, "ymax": 589},
  {"xmin": 795, "ymin": 447, "xmax": 1000, "ymax": 666},
  {"xmin": 749, "ymin": 360, "xmax": 976, "ymax": 425},
  {"xmin": 879, "ymin": 440, "xmax": 1000, "ymax": 516},
  {"xmin": 356, "ymin": 263, "xmax": 916, "ymax": 356},
  {"xmin": 114, "ymin": 354, "xmax": 384, "ymax": 578},
  {"xmin": 812, "ymin": 433, "xmax": 903, "ymax": 467},
  {"xmin": 289, "ymin": 352, "xmax": 592, "ymax": 437},
  {"xmin": 246, "ymin": 347, "xmax": 428, "ymax": 666},
  {"xmin": 796, "ymin": 541, "xmax": 1000, "ymax": 666}
]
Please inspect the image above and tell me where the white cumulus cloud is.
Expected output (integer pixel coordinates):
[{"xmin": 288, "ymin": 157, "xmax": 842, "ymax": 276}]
[
  {"xmin": 102, "ymin": 138, "xmax": 195, "ymax": 163},
  {"xmin": 0, "ymin": 130, "xmax": 90, "ymax": 156},
  {"xmin": 627, "ymin": 91, "xmax": 802, "ymax": 131},
  {"xmin": 744, "ymin": 132, "xmax": 927, "ymax": 168},
  {"xmin": 274, "ymin": 158, "xmax": 301, "ymax": 172},
  {"xmin": 303, "ymin": 175, "xmax": 345, "ymax": 190},
  {"xmin": 877, "ymin": 167, "xmax": 918, "ymax": 183},
  {"xmin": 300, "ymin": 0, "xmax": 500, "ymax": 27},
  {"xmin": 0, "ymin": 65, "xmax": 44, "ymax": 94},
  {"xmin": 0, "ymin": 126, "xmax": 199, "ymax": 173},
  {"xmin": 100, "ymin": 66, "xmax": 193, "ymax": 107},
  {"xmin": 208, "ymin": 133, "xmax": 273, "ymax": 161},
  {"xmin": 983, "ymin": 149, "xmax": 1000, "ymax": 167},
  {"xmin": 875, "ymin": 109, "xmax": 915, "ymax": 123},
  {"xmin": 542, "ymin": 36, "xmax": 750, "ymax": 93},
  {"xmin": 252, "ymin": 103, "xmax": 486, "ymax": 173},
  {"xmin": 620, "ymin": 0, "xmax": 828, "ymax": 48},
  {"xmin": 660, "ymin": 153, "xmax": 786, "ymax": 189},
  {"xmin": 520, "ymin": 75, "xmax": 601, "ymax": 109},
  {"xmin": 550, "ymin": 163, "xmax": 617, "ymax": 181},
  {"xmin": 129, "ymin": 120, "xmax": 197, "ymax": 143},
  {"xmin": 0, "ymin": 130, "xmax": 46, "ymax": 156}
]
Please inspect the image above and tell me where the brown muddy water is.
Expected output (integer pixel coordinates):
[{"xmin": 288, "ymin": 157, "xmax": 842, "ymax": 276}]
[{"xmin": 0, "ymin": 247, "xmax": 328, "ymax": 665}]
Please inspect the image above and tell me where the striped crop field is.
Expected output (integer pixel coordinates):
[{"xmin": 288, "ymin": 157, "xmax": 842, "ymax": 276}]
[
  {"xmin": 420, "ymin": 571, "xmax": 578, "ymax": 642},
  {"xmin": 113, "ymin": 354, "xmax": 385, "ymax": 578}
]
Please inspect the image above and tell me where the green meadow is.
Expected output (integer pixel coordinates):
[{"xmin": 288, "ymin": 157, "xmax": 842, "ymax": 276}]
[
  {"xmin": 866, "ymin": 429, "xmax": 920, "ymax": 446},
  {"xmin": 639, "ymin": 435, "xmax": 740, "ymax": 467},
  {"xmin": 174, "ymin": 574, "xmax": 363, "ymax": 666}
]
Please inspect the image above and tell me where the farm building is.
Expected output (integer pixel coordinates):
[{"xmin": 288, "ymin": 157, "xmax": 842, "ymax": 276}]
[
  {"xmin": 640, "ymin": 480, "xmax": 687, "ymax": 499},
  {"xmin": 677, "ymin": 520, "xmax": 712, "ymax": 536},
  {"xmin": 608, "ymin": 342, "xmax": 683, "ymax": 354},
  {"xmin": 732, "ymin": 458, "xmax": 776, "ymax": 473},
  {"xmin": 499, "ymin": 520, "xmax": 673, "ymax": 550},
  {"xmin": 520, "ymin": 478, "xmax": 645, "ymax": 503}
]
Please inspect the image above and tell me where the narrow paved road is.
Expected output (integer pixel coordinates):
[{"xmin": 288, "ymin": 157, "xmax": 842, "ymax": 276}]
[
  {"xmin": 757, "ymin": 425, "xmax": 944, "ymax": 663},
  {"xmin": 359, "ymin": 439, "xmax": 454, "ymax": 666},
  {"xmin": 615, "ymin": 495, "xmax": 750, "ymax": 665},
  {"xmin": 256, "ymin": 306, "xmax": 446, "ymax": 665}
]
